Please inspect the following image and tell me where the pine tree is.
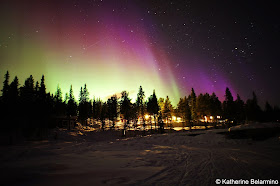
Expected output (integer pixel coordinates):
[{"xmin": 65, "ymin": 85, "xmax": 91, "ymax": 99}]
[
  {"xmin": 83, "ymin": 84, "xmax": 89, "ymax": 103},
  {"xmin": 100, "ymin": 102, "xmax": 108, "ymax": 131},
  {"xmin": 20, "ymin": 75, "xmax": 35, "ymax": 104},
  {"xmin": 120, "ymin": 91, "xmax": 132, "ymax": 130},
  {"xmin": 54, "ymin": 85, "xmax": 65, "ymax": 116},
  {"xmin": 1, "ymin": 71, "xmax": 10, "ymax": 99},
  {"xmin": 54, "ymin": 85, "xmax": 62, "ymax": 102},
  {"xmin": 67, "ymin": 85, "xmax": 77, "ymax": 116},
  {"xmin": 176, "ymin": 96, "xmax": 191, "ymax": 128},
  {"xmin": 158, "ymin": 97, "xmax": 165, "ymax": 114},
  {"xmin": 7, "ymin": 76, "xmax": 20, "ymax": 128},
  {"xmin": 78, "ymin": 84, "xmax": 91, "ymax": 124},
  {"xmin": 162, "ymin": 96, "xmax": 173, "ymax": 124},
  {"xmin": 264, "ymin": 101, "xmax": 273, "ymax": 122},
  {"xmin": 209, "ymin": 93, "xmax": 222, "ymax": 117},
  {"xmin": 223, "ymin": 87, "xmax": 235, "ymax": 121},
  {"xmin": 95, "ymin": 98, "xmax": 102, "ymax": 121},
  {"xmin": 107, "ymin": 95, "xmax": 118, "ymax": 129},
  {"xmin": 39, "ymin": 75, "xmax": 46, "ymax": 97},
  {"xmin": 245, "ymin": 92, "xmax": 262, "ymax": 121},
  {"xmin": 189, "ymin": 88, "xmax": 197, "ymax": 121},
  {"xmin": 136, "ymin": 86, "xmax": 145, "ymax": 125},
  {"xmin": 196, "ymin": 93, "xmax": 211, "ymax": 119},
  {"xmin": 234, "ymin": 94, "xmax": 245, "ymax": 123},
  {"xmin": 35, "ymin": 81, "xmax": 40, "ymax": 93},
  {"xmin": 92, "ymin": 98, "xmax": 97, "ymax": 120},
  {"xmin": 79, "ymin": 87, "xmax": 83, "ymax": 103},
  {"xmin": 9, "ymin": 76, "xmax": 19, "ymax": 100},
  {"xmin": 147, "ymin": 90, "xmax": 159, "ymax": 130}
]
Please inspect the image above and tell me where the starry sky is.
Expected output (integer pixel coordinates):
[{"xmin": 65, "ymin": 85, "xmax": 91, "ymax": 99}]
[{"xmin": 0, "ymin": 0, "xmax": 279, "ymax": 106}]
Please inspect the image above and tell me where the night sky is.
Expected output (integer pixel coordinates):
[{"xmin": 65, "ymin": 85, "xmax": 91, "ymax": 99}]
[{"xmin": 0, "ymin": 0, "xmax": 279, "ymax": 106}]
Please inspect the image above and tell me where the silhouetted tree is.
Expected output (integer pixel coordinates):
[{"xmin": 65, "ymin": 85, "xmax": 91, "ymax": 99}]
[
  {"xmin": 158, "ymin": 97, "xmax": 165, "ymax": 114},
  {"xmin": 245, "ymin": 92, "xmax": 262, "ymax": 121},
  {"xmin": 209, "ymin": 93, "xmax": 222, "ymax": 116},
  {"xmin": 7, "ymin": 76, "xmax": 20, "ymax": 127},
  {"xmin": 67, "ymin": 85, "xmax": 77, "ymax": 116},
  {"xmin": 35, "ymin": 81, "xmax": 40, "ymax": 94},
  {"xmin": 78, "ymin": 84, "xmax": 91, "ymax": 124},
  {"xmin": 223, "ymin": 87, "xmax": 235, "ymax": 121},
  {"xmin": 37, "ymin": 75, "xmax": 52, "ymax": 129},
  {"xmin": 92, "ymin": 98, "xmax": 97, "ymax": 121},
  {"xmin": 162, "ymin": 96, "xmax": 173, "ymax": 128},
  {"xmin": 136, "ymin": 86, "xmax": 145, "ymax": 127},
  {"xmin": 264, "ymin": 101, "xmax": 273, "ymax": 122},
  {"xmin": 130, "ymin": 103, "xmax": 138, "ymax": 129},
  {"xmin": 54, "ymin": 85, "xmax": 66, "ymax": 116},
  {"xmin": 234, "ymin": 94, "xmax": 245, "ymax": 123},
  {"xmin": 54, "ymin": 85, "xmax": 63, "ymax": 102},
  {"xmin": 176, "ymin": 96, "xmax": 191, "ymax": 129},
  {"xmin": 94, "ymin": 99, "xmax": 102, "ymax": 122},
  {"xmin": 120, "ymin": 91, "xmax": 132, "ymax": 131},
  {"xmin": 107, "ymin": 95, "xmax": 118, "ymax": 129},
  {"xmin": 189, "ymin": 88, "xmax": 197, "ymax": 121},
  {"xmin": 147, "ymin": 90, "xmax": 159, "ymax": 130},
  {"xmin": 9, "ymin": 76, "xmax": 19, "ymax": 101},
  {"xmin": 1, "ymin": 71, "xmax": 10, "ymax": 100},
  {"xmin": 39, "ymin": 75, "xmax": 46, "ymax": 98},
  {"xmin": 196, "ymin": 93, "xmax": 211, "ymax": 119},
  {"xmin": 100, "ymin": 102, "xmax": 108, "ymax": 131}
]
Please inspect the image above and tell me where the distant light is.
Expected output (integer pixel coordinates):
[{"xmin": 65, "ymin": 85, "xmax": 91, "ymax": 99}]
[
  {"xmin": 145, "ymin": 114, "xmax": 149, "ymax": 120},
  {"xmin": 172, "ymin": 116, "xmax": 176, "ymax": 121},
  {"xmin": 217, "ymin": 116, "xmax": 221, "ymax": 119},
  {"xmin": 210, "ymin": 116, "xmax": 213, "ymax": 120}
]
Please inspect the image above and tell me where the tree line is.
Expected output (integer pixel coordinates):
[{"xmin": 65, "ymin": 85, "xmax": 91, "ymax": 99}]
[{"xmin": 1, "ymin": 71, "xmax": 279, "ymax": 131}]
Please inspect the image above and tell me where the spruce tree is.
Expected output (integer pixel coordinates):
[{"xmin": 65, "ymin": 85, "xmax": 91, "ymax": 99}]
[
  {"xmin": 9, "ymin": 76, "xmax": 19, "ymax": 100},
  {"xmin": 120, "ymin": 91, "xmax": 132, "ymax": 130},
  {"xmin": 136, "ymin": 86, "xmax": 145, "ymax": 125},
  {"xmin": 67, "ymin": 85, "xmax": 77, "ymax": 116},
  {"xmin": 78, "ymin": 84, "xmax": 91, "ymax": 124},
  {"xmin": 1, "ymin": 71, "xmax": 10, "ymax": 100},
  {"xmin": 162, "ymin": 96, "xmax": 173, "ymax": 125},
  {"xmin": 39, "ymin": 75, "xmax": 46, "ymax": 97},
  {"xmin": 147, "ymin": 90, "xmax": 159, "ymax": 130},
  {"xmin": 223, "ymin": 87, "xmax": 235, "ymax": 121},
  {"xmin": 189, "ymin": 88, "xmax": 197, "ymax": 121},
  {"xmin": 176, "ymin": 96, "xmax": 191, "ymax": 128},
  {"xmin": 234, "ymin": 94, "xmax": 245, "ymax": 123},
  {"xmin": 107, "ymin": 95, "xmax": 118, "ymax": 129},
  {"xmin": 245, "ymin": 92, "xmax": 262, "ymax": 121}
]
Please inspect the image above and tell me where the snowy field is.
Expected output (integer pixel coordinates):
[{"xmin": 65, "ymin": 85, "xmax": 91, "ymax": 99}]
[{"xmin": 1, "ymin": 123, "xmax": 280, "ymax": 185}]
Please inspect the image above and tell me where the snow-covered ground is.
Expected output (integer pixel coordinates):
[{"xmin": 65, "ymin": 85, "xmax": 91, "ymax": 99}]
[{"xmin": 1, "ymin": 123, "xmax": 280, "ymax": 185}]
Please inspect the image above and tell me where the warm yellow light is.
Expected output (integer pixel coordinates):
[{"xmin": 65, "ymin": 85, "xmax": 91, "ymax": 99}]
[
  {"xmin": 172, "ymin": 116, "xmax": 176, "ymax": 121},
  {"xmin": 210, "ymin": 116, "xmax": 213, "ymax": 120},
  {"xmin": 145, "ymin": 114, "xmax": 149, "ymax": 120},
  {"xmin": 177, "ymin": 117, "xmax": 182, "ymax": 122},
  {"xmin": 204, "ymin": 116, "xmax": 207, "ymax": 122},
  {"xmin": 217, "ymin": 116, "xmax": 221, "ymax": 119}
]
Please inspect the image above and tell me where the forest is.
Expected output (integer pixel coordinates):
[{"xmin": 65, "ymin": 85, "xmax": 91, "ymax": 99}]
[{"xmin": 1, "ymin": 71, "xmax": 279, "ymax": 135}]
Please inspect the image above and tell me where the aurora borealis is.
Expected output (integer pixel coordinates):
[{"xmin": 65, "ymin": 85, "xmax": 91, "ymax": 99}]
[{"xmin": 0, "ymin": 0, "xmax": 279, "ymax": 105}]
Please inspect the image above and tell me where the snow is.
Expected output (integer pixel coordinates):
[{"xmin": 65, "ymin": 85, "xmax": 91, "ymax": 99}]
[
  {"xmin": 229, "ymin": 122, "xmax": 280, "ymax": 131},
  {"xmin": 1, "ymin": 124, "xmax": 280, "ymax": 185}
]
